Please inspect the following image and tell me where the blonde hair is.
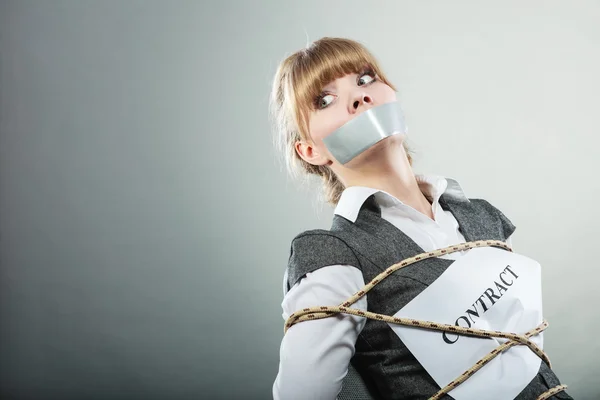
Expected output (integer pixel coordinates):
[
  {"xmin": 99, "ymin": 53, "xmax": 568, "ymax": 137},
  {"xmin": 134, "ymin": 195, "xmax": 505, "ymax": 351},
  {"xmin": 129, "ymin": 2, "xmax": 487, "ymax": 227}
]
[{"xmin": 269, "ymin": 37, "xmax": 414, "ymax": 207}]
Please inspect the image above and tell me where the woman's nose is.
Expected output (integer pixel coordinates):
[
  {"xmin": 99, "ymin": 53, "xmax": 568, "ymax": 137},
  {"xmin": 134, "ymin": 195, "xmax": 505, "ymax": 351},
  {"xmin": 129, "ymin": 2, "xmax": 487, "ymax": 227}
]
[{"xmin": 350, "ymin": 94, "xmax": 372, "ymax": 114}]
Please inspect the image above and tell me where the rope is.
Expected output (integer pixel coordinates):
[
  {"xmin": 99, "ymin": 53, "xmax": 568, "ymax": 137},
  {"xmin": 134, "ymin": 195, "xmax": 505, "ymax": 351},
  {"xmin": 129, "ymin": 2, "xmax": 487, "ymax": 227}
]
[
  {"xmin": 536, "ymin": 385, "xmax": 568, "ymax": 400},
  {"xmin": 283, "ymin": 240, "xmax": 568, "ymax": 400}
]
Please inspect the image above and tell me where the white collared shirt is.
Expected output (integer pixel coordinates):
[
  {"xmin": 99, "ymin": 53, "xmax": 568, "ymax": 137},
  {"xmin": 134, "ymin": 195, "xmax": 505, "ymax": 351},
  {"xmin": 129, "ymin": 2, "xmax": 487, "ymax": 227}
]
[{"xmin": 273, "ymin": 174, "xmax": 513, "ymax": 400}]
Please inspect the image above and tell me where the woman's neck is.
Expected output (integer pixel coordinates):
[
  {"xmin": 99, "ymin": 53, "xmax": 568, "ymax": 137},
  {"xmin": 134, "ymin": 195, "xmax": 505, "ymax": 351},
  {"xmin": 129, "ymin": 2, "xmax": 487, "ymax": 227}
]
[
  {"xmin": 334, "ymin": 137, "xmax": 435, "ymax": 220},
  {"xmin": 349, "ymin": 171, "xmax": 435, "ymax": 220}
]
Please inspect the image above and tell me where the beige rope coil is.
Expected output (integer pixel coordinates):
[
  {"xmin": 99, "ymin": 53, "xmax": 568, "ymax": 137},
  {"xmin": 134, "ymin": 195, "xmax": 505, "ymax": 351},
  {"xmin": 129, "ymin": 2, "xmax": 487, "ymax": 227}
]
[{"xmin": 283, "ymin": 240, "xmax": 568, "ymax": 400}]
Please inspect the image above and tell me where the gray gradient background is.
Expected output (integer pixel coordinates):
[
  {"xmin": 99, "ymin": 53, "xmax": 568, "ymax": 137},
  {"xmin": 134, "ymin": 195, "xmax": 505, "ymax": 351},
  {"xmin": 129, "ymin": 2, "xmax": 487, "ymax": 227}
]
[{"xmin": 1, "ymin": 1, "xmax": 598, "ymax": 399}]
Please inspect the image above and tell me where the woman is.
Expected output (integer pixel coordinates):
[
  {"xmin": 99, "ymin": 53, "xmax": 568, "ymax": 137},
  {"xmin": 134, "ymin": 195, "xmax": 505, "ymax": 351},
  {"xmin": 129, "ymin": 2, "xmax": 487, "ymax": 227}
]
[{"xmin": 269, "ymin": 37, "xmax": 571, "ymax": 400}]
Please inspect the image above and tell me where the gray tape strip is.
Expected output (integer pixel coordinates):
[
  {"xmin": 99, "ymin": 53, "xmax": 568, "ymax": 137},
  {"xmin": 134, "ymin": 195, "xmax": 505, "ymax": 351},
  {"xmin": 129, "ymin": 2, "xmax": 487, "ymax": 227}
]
[{"xmin": 322, "ymin": 101, "xmax": 407, "ymax": 165}]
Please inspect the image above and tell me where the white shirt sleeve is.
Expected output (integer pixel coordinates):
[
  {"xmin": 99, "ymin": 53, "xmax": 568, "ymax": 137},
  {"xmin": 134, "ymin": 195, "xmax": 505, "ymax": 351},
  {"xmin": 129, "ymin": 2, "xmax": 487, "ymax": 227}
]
[
  {"xmin": 506, "ymin": 234, "xmax": 514, "ymax": 250},
  {"xmin": 273, "ymin": 265, "xmax": 368, "ymax": 400}
]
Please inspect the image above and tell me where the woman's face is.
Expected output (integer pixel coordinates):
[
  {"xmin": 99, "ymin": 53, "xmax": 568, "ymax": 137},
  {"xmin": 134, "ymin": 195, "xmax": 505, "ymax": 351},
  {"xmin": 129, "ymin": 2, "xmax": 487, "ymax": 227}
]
[{"xmin": 296, "ymin": 69, "xmax": 397, "ymax": 167}]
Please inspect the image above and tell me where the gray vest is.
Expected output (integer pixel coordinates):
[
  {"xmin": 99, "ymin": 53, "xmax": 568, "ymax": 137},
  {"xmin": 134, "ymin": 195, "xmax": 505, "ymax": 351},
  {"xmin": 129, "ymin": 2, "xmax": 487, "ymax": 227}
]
[{"xmin": 285, "ymin": 193, "xmax": 571, "ymax": 399}]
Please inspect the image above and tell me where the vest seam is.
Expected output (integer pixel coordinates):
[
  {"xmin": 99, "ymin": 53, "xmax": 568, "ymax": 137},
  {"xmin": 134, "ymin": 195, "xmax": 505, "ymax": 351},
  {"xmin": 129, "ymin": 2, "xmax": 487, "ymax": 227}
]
[{"xmin": 292, "ymin": 231, "xmax": 363, "ymax": 270}]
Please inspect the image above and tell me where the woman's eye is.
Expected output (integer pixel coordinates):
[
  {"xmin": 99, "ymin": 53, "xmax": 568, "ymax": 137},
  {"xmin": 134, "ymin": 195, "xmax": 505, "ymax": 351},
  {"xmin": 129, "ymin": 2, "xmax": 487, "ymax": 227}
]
[
  {"xmin": 317, "ymin": 94, "xmax": 335, "ymax": 109},
  {"xmin": 358, "ymin": 71, "xmax": 376, "ymax": 86}
]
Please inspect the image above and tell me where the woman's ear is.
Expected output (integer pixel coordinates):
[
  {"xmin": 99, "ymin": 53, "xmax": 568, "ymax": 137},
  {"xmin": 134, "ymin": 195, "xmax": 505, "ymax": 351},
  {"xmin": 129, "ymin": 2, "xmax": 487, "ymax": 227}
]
[{"xmin": 295, "ymin": 140, "xmax": 330, "ymax": 166}]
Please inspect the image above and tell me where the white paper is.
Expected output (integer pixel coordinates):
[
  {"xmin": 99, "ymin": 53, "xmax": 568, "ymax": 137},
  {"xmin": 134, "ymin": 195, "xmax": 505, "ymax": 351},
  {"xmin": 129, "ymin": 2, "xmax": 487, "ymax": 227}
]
[{"xmin": 389, "ymin": 247, "xmax": 543, "ymax": 400}]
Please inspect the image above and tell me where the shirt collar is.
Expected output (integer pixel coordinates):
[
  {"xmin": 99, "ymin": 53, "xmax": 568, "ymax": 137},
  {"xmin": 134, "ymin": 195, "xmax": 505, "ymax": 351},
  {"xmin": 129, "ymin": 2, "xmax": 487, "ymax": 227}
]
[{"xmin": 333, "ymin": 174, "xmax": 468, "ymax": 223}]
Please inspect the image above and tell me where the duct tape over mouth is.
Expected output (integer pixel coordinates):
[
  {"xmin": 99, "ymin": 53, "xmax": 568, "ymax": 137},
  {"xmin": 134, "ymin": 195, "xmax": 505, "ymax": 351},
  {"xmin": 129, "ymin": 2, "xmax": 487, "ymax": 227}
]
[{"xmin": 322, "ymin": 100, "xmax": 408, "ymax": 165}]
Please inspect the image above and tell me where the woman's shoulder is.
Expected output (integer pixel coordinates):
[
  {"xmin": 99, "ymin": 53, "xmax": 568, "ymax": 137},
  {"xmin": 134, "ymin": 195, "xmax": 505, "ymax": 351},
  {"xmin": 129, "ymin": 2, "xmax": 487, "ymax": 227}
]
[
  {"xmin": 467, "ymin": 197, "xmax": 516, "ymax": 239},
  {"xmin": 468, "ymin": 197, "xmax": 514, "ymax": 220},
  {"xmin": 285, "ymin": 228, "xmax": 361, "ymax": 290},
  {"xmin": 288, "ymin": 228, "xmax": 358, "ymax": 263}
]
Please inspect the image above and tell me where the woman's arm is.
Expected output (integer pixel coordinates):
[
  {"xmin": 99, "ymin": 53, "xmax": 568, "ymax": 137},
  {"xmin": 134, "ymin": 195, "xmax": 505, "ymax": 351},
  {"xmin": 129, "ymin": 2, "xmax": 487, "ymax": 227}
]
[{"xmin": 273, "ymin": 265, "xmax": 367, "ymax": 400}]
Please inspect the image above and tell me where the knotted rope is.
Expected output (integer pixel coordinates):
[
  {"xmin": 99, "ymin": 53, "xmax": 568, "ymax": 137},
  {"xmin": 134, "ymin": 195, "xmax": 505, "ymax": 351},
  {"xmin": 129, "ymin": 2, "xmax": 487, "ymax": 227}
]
[{"xmin": 283, "ymin": 240, "xmax": 568, "ymax": 400}]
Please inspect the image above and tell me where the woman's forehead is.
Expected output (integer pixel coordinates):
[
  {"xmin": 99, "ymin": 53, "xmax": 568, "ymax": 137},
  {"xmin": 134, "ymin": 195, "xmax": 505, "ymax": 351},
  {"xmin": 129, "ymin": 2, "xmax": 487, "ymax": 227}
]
[
  {"xmin": 324, "ymin": 69, "xmax": 371, "ymax": 91},
  {"xmin": 322, "ymin": 74, "xmax": 352, "ymax": 90}
]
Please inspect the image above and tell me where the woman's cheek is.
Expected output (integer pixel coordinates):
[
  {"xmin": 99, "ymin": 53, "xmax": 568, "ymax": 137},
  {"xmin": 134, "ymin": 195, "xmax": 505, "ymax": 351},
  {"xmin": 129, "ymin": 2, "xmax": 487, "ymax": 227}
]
[{"xmin": 317, "ymin": 121, "xmax": 337, "ymax": 141}]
